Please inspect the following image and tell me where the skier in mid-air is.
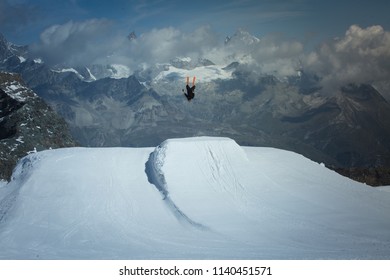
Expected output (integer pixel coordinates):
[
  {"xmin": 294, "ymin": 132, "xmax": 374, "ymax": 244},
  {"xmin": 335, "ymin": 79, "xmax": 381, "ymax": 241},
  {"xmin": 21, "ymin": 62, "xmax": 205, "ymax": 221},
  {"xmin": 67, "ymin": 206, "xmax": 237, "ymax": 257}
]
[{"xmin": 183, "ymin": 76, "xmax": 196, "ymax": 101}]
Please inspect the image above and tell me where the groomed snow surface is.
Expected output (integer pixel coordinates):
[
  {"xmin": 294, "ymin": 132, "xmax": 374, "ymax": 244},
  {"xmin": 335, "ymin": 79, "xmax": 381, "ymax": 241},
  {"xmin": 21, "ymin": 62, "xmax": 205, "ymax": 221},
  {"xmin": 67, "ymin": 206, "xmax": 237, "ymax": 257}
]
[{"xmin": 0, "ymin": 137, "xmax": 389, "ymax": 259}]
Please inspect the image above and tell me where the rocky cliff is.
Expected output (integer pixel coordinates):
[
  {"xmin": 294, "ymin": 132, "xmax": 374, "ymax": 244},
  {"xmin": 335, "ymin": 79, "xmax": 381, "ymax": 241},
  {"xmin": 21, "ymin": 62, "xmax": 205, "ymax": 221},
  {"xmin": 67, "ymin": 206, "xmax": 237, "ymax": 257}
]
[{"xmin": 0, "ymin": 72, "xmax": 77, "ymax": 181}]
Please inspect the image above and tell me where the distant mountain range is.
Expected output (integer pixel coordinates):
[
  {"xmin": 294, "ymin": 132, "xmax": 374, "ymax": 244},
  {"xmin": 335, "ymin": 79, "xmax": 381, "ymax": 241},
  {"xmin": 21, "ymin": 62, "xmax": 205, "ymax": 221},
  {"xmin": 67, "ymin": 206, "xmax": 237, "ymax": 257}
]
[{"xmin": 1, "ymin": 32, "xmax": 390, "ymax": 185}]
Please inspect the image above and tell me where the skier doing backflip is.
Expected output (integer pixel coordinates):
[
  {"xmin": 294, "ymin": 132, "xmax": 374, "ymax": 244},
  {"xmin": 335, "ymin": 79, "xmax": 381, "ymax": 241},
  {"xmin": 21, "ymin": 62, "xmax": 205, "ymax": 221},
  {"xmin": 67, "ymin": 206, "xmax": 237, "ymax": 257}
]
[{"xmin": 183, "ymin": 76, "xmax": 196, "ymax": 101}]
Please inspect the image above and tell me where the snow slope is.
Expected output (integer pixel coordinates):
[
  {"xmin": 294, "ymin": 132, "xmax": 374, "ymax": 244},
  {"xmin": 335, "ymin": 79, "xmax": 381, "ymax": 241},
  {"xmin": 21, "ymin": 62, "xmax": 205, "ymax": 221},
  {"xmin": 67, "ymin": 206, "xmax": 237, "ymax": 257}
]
[{"xmin": 0, "ymin": 137, "xmax": 389, "ymax": 259}]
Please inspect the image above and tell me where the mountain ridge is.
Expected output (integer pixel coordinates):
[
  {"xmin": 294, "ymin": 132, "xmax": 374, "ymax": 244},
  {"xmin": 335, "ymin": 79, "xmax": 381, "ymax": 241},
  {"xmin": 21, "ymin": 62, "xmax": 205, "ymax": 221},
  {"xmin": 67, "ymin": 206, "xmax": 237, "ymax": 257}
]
[{"xmin": 0, "ymin": 72, "xmax": 77, "ymax": 181}]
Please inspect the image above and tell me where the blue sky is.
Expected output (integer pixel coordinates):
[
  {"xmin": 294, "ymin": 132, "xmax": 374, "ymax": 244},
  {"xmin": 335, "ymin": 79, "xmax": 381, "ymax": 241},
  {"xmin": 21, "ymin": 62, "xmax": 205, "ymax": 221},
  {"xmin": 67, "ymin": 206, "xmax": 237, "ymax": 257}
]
[{"xmin": 1, "ymin": 0, "xmax": 390, "ymax": 45}]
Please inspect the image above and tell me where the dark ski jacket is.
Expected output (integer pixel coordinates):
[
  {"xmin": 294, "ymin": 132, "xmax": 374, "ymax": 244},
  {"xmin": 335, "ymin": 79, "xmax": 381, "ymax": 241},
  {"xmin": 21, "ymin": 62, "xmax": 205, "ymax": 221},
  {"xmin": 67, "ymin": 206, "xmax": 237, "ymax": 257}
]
[{"xmin": 185, "ymin": 85, "xmax": 195, "ymax": 101}]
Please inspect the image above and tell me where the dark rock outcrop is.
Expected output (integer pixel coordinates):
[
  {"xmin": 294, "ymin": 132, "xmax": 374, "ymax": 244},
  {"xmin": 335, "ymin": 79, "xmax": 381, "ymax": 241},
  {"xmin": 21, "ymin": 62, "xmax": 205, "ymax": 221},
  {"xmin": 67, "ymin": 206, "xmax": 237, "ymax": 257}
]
[{"xmin": 0, "ymin": 72, "xmax": 77, "ymax": 181}]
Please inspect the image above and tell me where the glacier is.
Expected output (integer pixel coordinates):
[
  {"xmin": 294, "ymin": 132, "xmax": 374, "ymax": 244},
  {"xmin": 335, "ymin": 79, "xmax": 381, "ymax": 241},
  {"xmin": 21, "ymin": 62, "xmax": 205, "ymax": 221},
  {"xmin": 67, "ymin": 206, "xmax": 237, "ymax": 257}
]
[
  {"xmin": 153, "ymin": 64, "xmax": 234, "ymax": 83},
  {"xmin": 0, "ymin": 137, "xmax": 389, "ymax": 259}
]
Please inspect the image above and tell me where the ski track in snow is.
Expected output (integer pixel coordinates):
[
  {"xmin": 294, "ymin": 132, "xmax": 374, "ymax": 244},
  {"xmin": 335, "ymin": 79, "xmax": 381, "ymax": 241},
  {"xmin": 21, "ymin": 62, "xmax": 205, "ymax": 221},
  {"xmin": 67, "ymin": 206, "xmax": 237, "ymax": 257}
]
[
  {"xmin": 0, "ymin": 154, "xmax": 40, "ymax": 224},
  {"xmin": 0, "ymin": 137, "xmax": 390, "ymax": 259},
  {"xmin": 145, "ymin": 143, "xmax": 208, "ymax": 230},
  {"xmin": 0, "ymin": 189, "xmax": 18, "ymax": 224}
]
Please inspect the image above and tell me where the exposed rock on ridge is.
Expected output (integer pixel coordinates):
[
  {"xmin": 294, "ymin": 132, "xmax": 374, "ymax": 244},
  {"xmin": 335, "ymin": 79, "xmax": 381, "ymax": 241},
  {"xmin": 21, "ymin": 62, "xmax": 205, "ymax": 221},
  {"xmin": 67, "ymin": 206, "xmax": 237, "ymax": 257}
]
[{"xmin": 0, "ymin": 72, "xmax": 77, "ymax": 181}]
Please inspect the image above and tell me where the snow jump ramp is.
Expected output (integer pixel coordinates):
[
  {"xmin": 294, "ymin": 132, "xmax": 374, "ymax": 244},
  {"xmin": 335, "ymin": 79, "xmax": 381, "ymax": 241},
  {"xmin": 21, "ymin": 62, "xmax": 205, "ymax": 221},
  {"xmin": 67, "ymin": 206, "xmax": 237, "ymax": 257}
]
[{"xmin": 145, "ymin": 137, "xmax": 248, "ymax": 230}]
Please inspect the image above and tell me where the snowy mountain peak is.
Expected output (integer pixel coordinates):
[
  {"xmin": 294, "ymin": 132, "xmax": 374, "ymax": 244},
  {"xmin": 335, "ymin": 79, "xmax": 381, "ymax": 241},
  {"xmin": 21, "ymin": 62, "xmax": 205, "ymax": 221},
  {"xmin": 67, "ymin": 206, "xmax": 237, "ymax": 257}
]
[
  {"xmin": 127, "ymin": 31, "xmax": 137, "ymax": 41},
  {"xmin": 169, "ymin": 56, "xmax": 192, "ymax": 69},
  {"xmin": 52, "ymin": 64, "xmax": 132, "ymax": 81},
  {"xmin": 225, "ymin": 28, "xmax": 260, "ymax": 46},
  {"xmin": 0, "ymin": 34, "xmax": 27, "ymax": 62},
  {"xmin": 0, "ymin": 33, "xmax": 7, "ymax": 46},
  {"xmin": 0, "ymin": 33, "xmax": 12, "ymax": 61},
  {"xmin": 167, "ymin": 57, "xmax": 216, "ymax": 71},
  {"xmin": 0, "ymin": 72, "xmax": 37, "ymax": 102}
]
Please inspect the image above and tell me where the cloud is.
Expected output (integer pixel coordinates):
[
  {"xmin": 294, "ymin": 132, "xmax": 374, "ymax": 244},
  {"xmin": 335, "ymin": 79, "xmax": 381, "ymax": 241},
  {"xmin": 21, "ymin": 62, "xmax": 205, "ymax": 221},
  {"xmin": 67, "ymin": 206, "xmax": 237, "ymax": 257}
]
[
  {"xmin": 250, "ymin": 35, "xmax": 303, "ymax": 77},
  {"xmin": 304, "ymin": 25, "xmax": 390, "ymax": 96},
  {"xmin": 32, "ymin": 22, "xmax": 221, "ymax": 68},
  {"xmin": 31, "ymin": 19, "xmax": 115, "ymax": 65},
  {"xmin": 129, "ymin": 26, "xmax": 220, "ymax": 64}
]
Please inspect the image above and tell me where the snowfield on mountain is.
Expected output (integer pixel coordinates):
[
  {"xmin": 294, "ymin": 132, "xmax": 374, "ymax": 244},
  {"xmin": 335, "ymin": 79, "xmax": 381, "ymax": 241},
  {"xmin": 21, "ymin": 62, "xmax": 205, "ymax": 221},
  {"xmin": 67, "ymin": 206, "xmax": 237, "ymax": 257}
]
[{"xmin": 0, "ymin": 137, "xmax": 389, "ymax": 259}]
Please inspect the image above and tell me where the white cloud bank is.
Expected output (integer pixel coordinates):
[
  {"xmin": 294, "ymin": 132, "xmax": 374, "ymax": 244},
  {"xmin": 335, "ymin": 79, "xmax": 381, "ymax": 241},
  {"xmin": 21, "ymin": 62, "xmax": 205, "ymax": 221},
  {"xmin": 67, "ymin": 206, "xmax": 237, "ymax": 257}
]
[
  {"xmin": 31, "ymin": 19, "xmax": 114, "ymax": 66},
  {"xmin": 305, "ymin": 25, "xmax": 390, "ymax": 95}
]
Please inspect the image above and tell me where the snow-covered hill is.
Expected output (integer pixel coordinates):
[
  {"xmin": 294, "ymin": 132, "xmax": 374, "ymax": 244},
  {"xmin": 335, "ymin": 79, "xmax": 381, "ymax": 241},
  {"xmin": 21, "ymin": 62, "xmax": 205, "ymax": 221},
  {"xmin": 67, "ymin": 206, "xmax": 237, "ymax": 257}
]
[{"xmin": 0, "ymin": 137, "xmax": 389, "ymax": 259}]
